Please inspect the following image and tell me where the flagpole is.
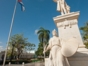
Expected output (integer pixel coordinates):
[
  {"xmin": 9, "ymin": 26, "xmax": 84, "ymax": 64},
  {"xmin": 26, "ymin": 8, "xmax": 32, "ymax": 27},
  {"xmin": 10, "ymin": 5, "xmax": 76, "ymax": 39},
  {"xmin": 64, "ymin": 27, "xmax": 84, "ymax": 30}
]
[{"xmin": 3, "ymin": 0, "xmax": 18, "ymax": 66}]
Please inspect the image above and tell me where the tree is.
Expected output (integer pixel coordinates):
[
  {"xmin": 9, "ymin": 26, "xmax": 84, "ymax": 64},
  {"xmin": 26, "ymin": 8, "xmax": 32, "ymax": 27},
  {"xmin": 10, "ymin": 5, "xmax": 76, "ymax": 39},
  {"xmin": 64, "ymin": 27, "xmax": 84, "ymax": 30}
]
[
  {"xmin": 37, "ymin": 27, "xmax": 50, "ymax": 44},
  {"xmin": 8, "ymin": 34, "xmax": 35, "ymax": 60},
  {"xmin": 35, "ymin": 42, "xmax": 43, "ymax": 56},
  {"xmin": 26, "ymin": 42, "xmax": 35, "ymax": 51},
  {"xmin": 80, "ymin": 22, "xmax": 88, "ymax": 48},
  {"xmin": 35, "ymin": 27, "xmax": 50, "ymax": 57}
]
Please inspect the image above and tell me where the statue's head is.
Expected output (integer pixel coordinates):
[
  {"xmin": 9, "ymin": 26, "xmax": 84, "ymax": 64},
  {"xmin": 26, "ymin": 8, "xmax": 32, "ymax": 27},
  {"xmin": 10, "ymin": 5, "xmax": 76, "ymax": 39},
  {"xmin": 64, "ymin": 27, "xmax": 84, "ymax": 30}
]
[{"xmin": 52, "ymin": 29, "xmax": 58, "ymax": 36}]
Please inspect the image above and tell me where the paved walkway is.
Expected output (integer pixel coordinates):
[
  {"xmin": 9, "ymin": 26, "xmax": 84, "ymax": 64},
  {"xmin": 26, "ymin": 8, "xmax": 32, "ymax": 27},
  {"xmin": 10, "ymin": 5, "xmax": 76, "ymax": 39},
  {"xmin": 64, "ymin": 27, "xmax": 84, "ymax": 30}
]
[{"xmin": 0, "ymin": 62, "xmax": 44, "ymax": 66}]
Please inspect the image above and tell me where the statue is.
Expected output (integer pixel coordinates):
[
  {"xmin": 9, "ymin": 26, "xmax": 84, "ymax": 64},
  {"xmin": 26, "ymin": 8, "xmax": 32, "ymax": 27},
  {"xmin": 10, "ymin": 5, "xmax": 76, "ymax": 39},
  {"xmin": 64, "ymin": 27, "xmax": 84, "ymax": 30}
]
[
  {"xmin": 43, "ymin": 29, "xmax": 70, "ymax": 66},
  {"xmin": 54, "ymin": 0, "xmax": 70, "ymax": 15},
  {"xmin": 43, "ymin": 29, "xmax": 79, "ymax": 66}
]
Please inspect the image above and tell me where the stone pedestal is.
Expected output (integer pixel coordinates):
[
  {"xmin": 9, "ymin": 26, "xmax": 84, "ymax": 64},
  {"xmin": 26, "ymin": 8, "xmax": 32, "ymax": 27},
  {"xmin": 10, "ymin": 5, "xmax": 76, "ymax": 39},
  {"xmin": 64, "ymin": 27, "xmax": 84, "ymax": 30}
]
[
  {"xmin": 44, "ymin": 12, "xmax": 88, "ymax": 66},
  {"xmin": 46, "ymin": 11, "xmax": 88, "ymax": 66},
  {"xmin": 68, "ymin": 48, "xmax": 88, "ymax": 66},
  {"xmin": 45, "ymin": 58, "xmax": 49, "ymax": 66},
  {"xmin": 53, "ymin": 12, "xmax": 85, "ymax": 48},
  {"xmin": 45, "ymin": 48, "xmax": 88, "ymax": 66}
]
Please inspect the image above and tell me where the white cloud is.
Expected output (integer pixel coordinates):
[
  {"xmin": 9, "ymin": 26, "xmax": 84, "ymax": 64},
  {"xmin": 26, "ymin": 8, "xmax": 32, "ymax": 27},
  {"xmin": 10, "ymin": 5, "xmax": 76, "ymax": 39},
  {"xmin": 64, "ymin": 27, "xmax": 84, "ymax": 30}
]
[
  {"xmin": 35, "ymin": 29, "xmax": 39, "ymax": 35},
  {"xmin": 27, "ymin": 50, "xmax": 35, "ymax": 54},
  {"xmin": 0, "ymin": 46, "xmax": 3, "ymax": 48},
  {"xmin": 0, "ymin": 46, "xmax": 4, "ymax": 52},
  {"xmin": 30, "ymin": 51, "xmax": 35, "ymax": 53}
]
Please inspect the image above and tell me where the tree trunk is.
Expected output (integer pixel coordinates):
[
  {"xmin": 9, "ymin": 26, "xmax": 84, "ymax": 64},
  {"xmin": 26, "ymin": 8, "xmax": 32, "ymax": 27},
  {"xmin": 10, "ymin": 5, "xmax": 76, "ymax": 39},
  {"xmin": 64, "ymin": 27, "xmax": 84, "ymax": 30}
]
[{"xmin": 10, "ymin": 46, "xmax": 14, "ymax": 62}]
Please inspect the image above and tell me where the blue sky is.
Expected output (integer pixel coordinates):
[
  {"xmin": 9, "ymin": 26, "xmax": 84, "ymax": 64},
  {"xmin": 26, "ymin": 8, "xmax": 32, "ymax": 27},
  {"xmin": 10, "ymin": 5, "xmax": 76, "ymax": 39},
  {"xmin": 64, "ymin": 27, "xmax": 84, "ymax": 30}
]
[{"xmin": 0, "ymin": 0, "xmax": 88, "ymax": 51}]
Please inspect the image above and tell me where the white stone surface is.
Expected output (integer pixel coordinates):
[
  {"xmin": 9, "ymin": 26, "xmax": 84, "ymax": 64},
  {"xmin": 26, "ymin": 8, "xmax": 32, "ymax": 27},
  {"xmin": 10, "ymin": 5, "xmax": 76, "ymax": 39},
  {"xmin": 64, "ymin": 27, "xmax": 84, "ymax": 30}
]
[
  {"xmin": 49, "ymin": 11, "xmax": 88, "ymax": 66},
  {"xmin": 44, "ymin": 29, "xmax": 70, "ymax": 66},
  {"xmin": 53, "ymin": 12, "xmax": 85, "ymax": 48},
  {"xmin": 45, "ymin": 48, "xmax": 88, "ymax": 66},
  {"xmin": 44, "ymin": 11, "xmax": 88, "ymax": 66},
  {"xmin": 45, "ymin": 1, "xmax": 88, "ymax": 66},
  {"xmin": 45, "ymin": 58, "xmax": 49, "ymax": 66},
  {"xmin": 61, "ymin": 37, "xmax": 79, "ymax": 57},
  {"xmin": 53, "ymin": 0, "xmax": 70, "ymax": 15},
  {"xmin": 68, "ymin": 48, "xmax": 88, "ymax": 66}
]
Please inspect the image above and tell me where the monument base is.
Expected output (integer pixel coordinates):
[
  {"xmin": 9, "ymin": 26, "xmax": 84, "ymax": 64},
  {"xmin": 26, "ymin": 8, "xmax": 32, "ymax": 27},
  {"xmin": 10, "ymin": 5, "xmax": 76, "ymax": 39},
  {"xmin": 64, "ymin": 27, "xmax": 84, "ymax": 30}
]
[
  {"xmin": 45, "ymin": 48, "xmax": 88, "ymax": 66},
  {"xmin": 53, "ymin": 12, "xmax": 85, "ymax": 48},
  {"xmin": 68, "ymin": 48, "xmax": 88, "ymax": 66}
]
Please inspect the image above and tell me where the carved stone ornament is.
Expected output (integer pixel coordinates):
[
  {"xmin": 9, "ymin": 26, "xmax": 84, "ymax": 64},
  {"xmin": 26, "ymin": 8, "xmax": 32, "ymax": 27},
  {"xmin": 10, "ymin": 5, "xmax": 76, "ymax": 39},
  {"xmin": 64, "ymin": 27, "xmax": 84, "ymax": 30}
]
[{"xmin": 57, "ymin": 19, "xmax": 78, "ymax": 28}]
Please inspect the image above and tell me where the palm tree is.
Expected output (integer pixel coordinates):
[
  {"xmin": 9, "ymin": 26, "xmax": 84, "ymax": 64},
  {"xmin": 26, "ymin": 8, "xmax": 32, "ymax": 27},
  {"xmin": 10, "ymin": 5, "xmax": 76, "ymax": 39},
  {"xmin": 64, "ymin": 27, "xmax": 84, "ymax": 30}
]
[
  {"xmin": 37, "ymin": 27, "xmax": 50, "ymax": 59},
  {"xmin": 37, "ymin": 27, "xmax": 50, "ymax": 44}
]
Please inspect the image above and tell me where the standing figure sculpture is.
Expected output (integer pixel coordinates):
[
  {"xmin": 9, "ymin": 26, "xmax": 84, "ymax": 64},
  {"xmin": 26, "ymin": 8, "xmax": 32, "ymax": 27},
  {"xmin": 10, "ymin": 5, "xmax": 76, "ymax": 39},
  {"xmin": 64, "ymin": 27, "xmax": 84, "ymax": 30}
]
[
  {"xmin": 43, "ymin": 29, "xmax": 70, "ymax": 66},
  {"xmin": 56, "ymin": 0, "xmax": 70, "ymax": 15}
]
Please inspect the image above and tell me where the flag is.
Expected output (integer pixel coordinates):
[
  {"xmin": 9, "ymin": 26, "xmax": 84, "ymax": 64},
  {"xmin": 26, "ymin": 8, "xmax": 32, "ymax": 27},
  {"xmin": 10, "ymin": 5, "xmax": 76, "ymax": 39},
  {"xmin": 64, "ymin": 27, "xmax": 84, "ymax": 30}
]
[{"xmin": 18, "ymin": 0, "xmax": 25, "ymax": 11}]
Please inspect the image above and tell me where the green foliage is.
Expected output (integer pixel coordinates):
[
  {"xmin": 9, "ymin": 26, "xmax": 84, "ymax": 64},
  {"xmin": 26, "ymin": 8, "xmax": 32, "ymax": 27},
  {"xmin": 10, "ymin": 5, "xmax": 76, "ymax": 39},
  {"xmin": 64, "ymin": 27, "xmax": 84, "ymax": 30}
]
[
  {"xmin": 80, "ymin": 22, "xmax": 88, "ymax": 48},
  {"xmin": 35, "ymin": 27, "xmax": 50, "ymax": 56},
  {"xmin": 37, "ymin": 27, "xmax": 50, "ymax": 43},
  {"xmin": 35, "ymin": 42, "xmax": 43, "ymax": 56},
  {"xmin": 8, "ymin": 34, "xmax": 35, "ymax": 59}
]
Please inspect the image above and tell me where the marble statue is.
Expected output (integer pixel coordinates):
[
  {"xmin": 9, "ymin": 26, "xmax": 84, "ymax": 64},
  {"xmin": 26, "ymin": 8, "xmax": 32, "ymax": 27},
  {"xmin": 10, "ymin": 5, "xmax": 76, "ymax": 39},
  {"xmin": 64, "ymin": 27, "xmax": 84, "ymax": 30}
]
[
  {"xmin": 43, "ymin": 29, "xmax": 70, "ymax": 66},
  {"xmin": 49, "ymin": 0, "xmax": 88, "ymax": 66},
  {"xmin": 43, "ymin": 29, "xmax": 79, "ymax": 66},
  {"xmin": 56, "ymin": 0, "xmax": 70, "ymax": 15}
]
